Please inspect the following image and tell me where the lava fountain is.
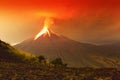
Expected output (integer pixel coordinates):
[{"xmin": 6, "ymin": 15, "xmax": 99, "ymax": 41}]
[{"xmin": 34, "ymin": 18, "xmax": 53, "ymax": 40}]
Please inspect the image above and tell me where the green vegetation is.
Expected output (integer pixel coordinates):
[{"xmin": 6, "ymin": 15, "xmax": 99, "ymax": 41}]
[
  {"xmin": 50, "ymin": 58, "xmax": 67, "ymax": 67},
  {"xmin": 0, "ymin": 40, "xmax": 35, "ymax": 63},
  {"xmin": 38, "ymin": 55, "xmax": 46, "ymax": 64}
]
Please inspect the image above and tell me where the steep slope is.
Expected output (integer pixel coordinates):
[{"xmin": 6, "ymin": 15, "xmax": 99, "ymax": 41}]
[
  {"xmin": 14, "ymin": 32, "xmax": 120, "ymax": 68},
  {"xmin": 0, "ymin": 40, "xmax": 32, "ymax": 62}
]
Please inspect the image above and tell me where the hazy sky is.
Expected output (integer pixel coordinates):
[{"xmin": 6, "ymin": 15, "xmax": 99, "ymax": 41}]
[{"xmin": 0, "ymin": 0, "xmax": 120, "ymax": 44}]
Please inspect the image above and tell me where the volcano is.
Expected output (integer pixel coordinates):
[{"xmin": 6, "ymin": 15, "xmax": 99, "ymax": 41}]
[
  {"xmin": 14, "ymin": 28, "xmax": 120, "ymax": 68},
  {"xmin": 14, "ymin": 18, "xmax": 120, "ymax": 67}
]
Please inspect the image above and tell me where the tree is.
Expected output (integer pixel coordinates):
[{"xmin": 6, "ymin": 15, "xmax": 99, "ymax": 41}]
[
  {"xmin": 28, "ymin": 57, "xmax": 39, "ymax": 64},
  {"xmin": 50, "ymin": 58, "xmax": 67, "ymax": 67},
  {"xmin": 37, "ymin": 55, "xmax": 46, "ymax": 64}
]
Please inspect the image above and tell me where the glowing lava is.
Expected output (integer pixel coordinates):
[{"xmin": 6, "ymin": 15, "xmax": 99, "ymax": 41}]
[{"xmin": 34, "ymin": 18, "xmax": 53, "ymax": 40}]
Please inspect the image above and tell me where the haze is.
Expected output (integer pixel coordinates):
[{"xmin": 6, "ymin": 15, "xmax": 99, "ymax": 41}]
[{"xmin": 0, "ymin": 0, "xmax": 120, "ymax": 45}]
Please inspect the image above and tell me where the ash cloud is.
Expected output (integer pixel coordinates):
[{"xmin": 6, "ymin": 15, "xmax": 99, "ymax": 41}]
[{"xmin": 0, "ymin": 0, "xmax": 120, "ymax": 44}]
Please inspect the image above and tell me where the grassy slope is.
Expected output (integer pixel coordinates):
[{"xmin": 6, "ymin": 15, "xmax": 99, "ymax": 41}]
[{"xmin": 0, "ymin": 40, "xmax": 34, "ymax": 62}]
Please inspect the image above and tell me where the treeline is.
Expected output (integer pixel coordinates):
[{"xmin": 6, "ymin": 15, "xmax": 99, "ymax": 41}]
[{"xmin": 24, "ymin": 55, "xmax": 67, "ymax": 67}]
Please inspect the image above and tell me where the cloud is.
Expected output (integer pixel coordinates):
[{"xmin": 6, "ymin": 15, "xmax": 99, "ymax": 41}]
[
  {"xmin": 0, "ymin": 0, "xmax": 120, "ymax": 19},
  {"xmin": 0, "ymin": 0, "xmax": 120, "ymax": 44}
]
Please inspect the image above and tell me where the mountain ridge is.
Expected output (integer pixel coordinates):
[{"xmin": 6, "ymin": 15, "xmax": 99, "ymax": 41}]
[{"xmin": 14, "ymin": 32, "xmax": 120, "ymax": 68}]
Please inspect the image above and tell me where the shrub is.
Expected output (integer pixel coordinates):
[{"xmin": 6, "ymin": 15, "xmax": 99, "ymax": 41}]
[{"xmin": 50, "ymin": 58, "xmax": 67, "ymax": 67}]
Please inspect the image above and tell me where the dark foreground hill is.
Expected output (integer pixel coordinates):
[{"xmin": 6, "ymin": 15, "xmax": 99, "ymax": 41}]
[
  {"xmin": 0, "ymin": 40, "xmax": 32, "ymax": 62},
  {"xmin": 15, "ymin": 32, "xmax": 120, "ymax": 68}
]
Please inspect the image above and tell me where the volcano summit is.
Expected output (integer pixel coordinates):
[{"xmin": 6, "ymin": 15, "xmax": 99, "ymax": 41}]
[{"xmin": 14, "ymin": 18, "xmax": 120, "ymax": 67}]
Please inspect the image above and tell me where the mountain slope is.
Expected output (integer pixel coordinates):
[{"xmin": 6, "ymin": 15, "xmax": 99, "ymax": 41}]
[
  {"xmin": 14, "ymin": 32, "xmax": 120, "ymax": 68},
  {"xmin": 0, "ymin": 40, "xmax": 32, "ymax": 62},
  {"xmin": 100, "ymin": 42, "xmax": 120, "ymax": 55}
]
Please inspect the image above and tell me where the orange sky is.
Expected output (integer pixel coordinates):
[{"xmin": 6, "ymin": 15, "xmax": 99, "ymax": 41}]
[{"xmin": 0, "ymin": 0, "xmax": 120, "ymax": 44}]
